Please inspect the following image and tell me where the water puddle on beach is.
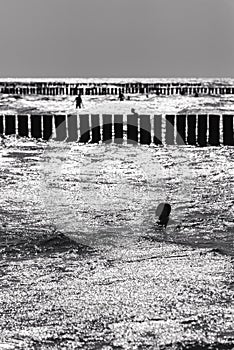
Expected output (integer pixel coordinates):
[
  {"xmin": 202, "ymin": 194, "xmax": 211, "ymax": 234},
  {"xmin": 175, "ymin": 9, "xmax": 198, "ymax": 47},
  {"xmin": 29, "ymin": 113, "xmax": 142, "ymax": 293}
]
[{"xmin": 0, "ymin": 137, "xmax": 233, "ymax": 256}]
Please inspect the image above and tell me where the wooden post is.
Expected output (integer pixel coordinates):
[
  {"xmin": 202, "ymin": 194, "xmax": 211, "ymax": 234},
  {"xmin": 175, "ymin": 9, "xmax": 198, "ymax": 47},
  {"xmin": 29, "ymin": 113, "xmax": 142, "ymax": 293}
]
[
  {"xmin": 165, "ymin": 115, "xmax": 175, "ymax": 145},
  {"xmin": 127, "ymin": 114, "xmax": 138, "ymax": 144},
  {"xmin": 91, "ymin": 114, "xmax": 101, "ymax": 143},
  {"xmin": 187, "ymin": 115, "xmax": 196, "ymax": 145},
  {"xmin": 140, "ymin": 115, "xmax": 151, "ymax": 145},
  {"xmin": 18, "ymin": 115, "xmax": 28, "ymax": 137},
  {"xmin": 37, "ymin": 84, "xmax": 42, "ymax": 95},
  {"xmin": 67, "ymin": 114, "xmax": 78, "ymax": 142},
  {"xmin": 31, "ymin": 115, "xmax": 42, "ymax": 139},
  {"xmin": 154, "ymin": 115, "xmax": 162, "ymax": 145},
  {"xmin": 102, "ymin": 114, "xmax": 112, "ymax": 143},
  {"xmin": 197, "ymin": 115, "xmax": 207, "ymax": 146},
  {"xmin": 0, "ymin": 115, "xmax": 3, "ymax": 134},
  {"xmin": 43, "ymin": 115, "xmax": 53, "ymax": 140},
  {"xmin": 223, "ymin": 115, "xmax": 234, "ymax": 145},
  {"xmin": 54, "ymin": 115, "xmax": 67, "ymax": 141},
  {"xmin": 176, "ymin": 115, "xmax": 186, "ymax": 145},
  {"xmin": 114, "ymin": 115, "xmax": 123, "ymax": 144},
  {"xmin": 5, "ymin": 115, "xmax": 16, "ymax": 135},
  {"xmin": 209, "ymin": 115, "xmax": 220, "ymax": 146},
  {"xmin": 79, "ymin": 114, "xmax": 90, "ymax": 143}
]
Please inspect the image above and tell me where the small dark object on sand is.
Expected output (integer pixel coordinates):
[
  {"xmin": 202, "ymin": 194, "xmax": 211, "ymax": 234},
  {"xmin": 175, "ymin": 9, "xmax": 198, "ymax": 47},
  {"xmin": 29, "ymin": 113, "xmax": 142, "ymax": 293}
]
[{"xmin": 156, "ymin": 202, "xmax": 171, "ymax": 228}]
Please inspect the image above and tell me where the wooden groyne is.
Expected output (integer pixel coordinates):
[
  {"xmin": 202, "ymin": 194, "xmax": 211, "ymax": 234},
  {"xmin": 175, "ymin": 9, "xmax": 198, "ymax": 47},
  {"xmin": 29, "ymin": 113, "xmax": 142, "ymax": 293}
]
[
  {"xmin": 1, "ymin": 114, "xmax": 233, "ymax": 146},
  {"xmin": 1, "ymin": 81, "xmax": 234, "ymax": 96}
]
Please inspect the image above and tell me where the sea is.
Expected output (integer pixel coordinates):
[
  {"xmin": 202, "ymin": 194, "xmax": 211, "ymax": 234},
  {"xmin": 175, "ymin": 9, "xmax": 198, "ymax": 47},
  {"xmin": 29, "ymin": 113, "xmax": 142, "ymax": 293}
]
[{"xmin": 0, "ymin": 78, "xmax": 233, "ymax": 256}]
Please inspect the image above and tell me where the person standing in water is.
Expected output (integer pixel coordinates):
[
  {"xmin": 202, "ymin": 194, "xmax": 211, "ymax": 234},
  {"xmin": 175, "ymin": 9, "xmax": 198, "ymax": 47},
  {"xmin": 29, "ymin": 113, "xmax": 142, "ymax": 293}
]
[
  {"xmin": 75, "ymin": 94, "xmax": 83, "ymax": 109},
  {"xmin": 119, "ymin": 91, "xmax": 125, "ymax": 101}
]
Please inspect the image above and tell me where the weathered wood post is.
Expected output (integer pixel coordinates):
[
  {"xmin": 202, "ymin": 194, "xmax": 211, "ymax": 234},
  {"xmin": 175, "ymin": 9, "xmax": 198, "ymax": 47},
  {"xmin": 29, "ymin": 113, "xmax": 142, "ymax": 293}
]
[
  {"xmin": 165, "ymin": 115, "xmax": 175, "ymax": 145},
  {"xmin": 209, "ymin": 115, "xmax": 220, "ymax": 146},
  {"xmin": 114, "ymin": 115, "xmax": 123, "ymax": 144},
  {"xmin": 127, "ymin": 114, "xmax": 138, "ymax": 144},
  {"xmin": 187, "ymin": 115, "xmax": 196, "ymax": 145},
  {"xmin": 79, "ymin": 114, "xmax": 90, "ymax": 143},
  {"xmin": 154, "ymin": 115, "xmax": 162, "ymax": 145},
  {"xmin": 67, "ymin": 115, "xmax": 78, "ymax": 142},
  {"xmin": 31, "ymin": 115, "xmax": 42, "ymax": 139},
  {"xmin": 140, "ymin": 115, "xmax": 151, "ymax": 145},
  {"xmin": 54, "ymin": 115, "xmax": 67, "ymax": 141},
  {"xmin": 102, "ymin": 114, "xmax": 112, "ymax": 143},
  {"xmin": 223, "ymin": 115, "xmax": 234, "ymax": 145},
  {"xmin": 18, "ymin": 115, "xmax": 29, "ymax": 137},
  {"xmin": 176, "ymin": 115, "xmax": 186, "ymax": 145},
  {"xmin": 197, "ymin": 115, "xmax": 207, "ymax": 146},
  {"xmin": 91, "ymin": 114, "xmax": 101, "ymax": 143},
  {"xmin": 43, "ymin": 115, "xmax": 53, "ymax": 140},
  {"xmin": 0, "ymin": 115, "xmax": 3, "ymax": 134},
  {"xmin": 37, "ymin": 83, "xmax": 42, "ymax": 95},
  {"xmin": 5, "ymin": 115, "xmax": 16, "ymax": 135}
]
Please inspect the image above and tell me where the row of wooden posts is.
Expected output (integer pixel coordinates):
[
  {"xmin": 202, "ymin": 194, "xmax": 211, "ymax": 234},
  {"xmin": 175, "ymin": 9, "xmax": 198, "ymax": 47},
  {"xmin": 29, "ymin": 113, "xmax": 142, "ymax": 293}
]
[
  {"xmin": 0, "ymin": 114, "xmax": 233, "ymax": 146},
  {"xmin": 0, "ymin": 82, "xmax": 234, "ymax": 96}
]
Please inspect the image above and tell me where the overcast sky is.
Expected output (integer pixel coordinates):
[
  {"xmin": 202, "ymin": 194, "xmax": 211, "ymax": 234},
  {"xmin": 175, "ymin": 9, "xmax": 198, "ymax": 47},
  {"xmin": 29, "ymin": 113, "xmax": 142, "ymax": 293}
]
[{"xmin": 0, "ymin": 0, "xmax": 234, "ymax": 77}]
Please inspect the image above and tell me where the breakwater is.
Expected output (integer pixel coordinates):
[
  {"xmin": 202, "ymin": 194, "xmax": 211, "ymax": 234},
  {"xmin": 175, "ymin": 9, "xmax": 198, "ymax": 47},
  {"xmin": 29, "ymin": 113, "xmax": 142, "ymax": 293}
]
[
  {"xmin": 1, "ymin": 81, "xmax": 234, "ymax": 96},
  {"xmin": 1, "ymin": 114, "xmax": 233, "ymax": 146}
]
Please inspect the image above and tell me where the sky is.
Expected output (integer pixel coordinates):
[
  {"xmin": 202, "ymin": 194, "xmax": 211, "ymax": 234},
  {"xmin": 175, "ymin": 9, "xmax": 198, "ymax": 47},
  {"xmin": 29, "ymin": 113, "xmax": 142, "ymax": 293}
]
[{"xmin": 0, "ymin": 0, "xmax": 234, "ymax": 78}]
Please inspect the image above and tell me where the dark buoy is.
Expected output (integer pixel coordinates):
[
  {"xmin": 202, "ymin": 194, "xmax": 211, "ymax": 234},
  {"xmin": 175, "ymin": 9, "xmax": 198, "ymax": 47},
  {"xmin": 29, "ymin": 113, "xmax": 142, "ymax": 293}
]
[{"xmin": 156, "ymin": 203, "xmax": 171, "ymax": 228}]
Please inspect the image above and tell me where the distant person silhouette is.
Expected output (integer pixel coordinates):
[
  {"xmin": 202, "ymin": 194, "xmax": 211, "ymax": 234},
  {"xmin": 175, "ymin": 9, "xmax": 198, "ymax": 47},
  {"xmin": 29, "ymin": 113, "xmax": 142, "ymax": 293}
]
[
  {"xmin": 75, "ymin": 94, "xmax": 83, "ymax": 109},
  {"xmin": 131, "ymin": 108, "xmax": 139, "ymax": 118},
  {"xmin": 119, "ymin": 92, "xmax": 125, "ymax": 101},
  {"xmin": 156, "ymin": 203, "xmax": 171, "ymax": 228}
]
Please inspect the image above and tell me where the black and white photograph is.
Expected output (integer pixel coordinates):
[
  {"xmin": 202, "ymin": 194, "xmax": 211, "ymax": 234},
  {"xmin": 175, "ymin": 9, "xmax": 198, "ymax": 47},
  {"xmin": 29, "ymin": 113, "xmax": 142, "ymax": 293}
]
[{"xmin": 0, "ymin": 0, "xmax": 233, "ymax": 349}]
